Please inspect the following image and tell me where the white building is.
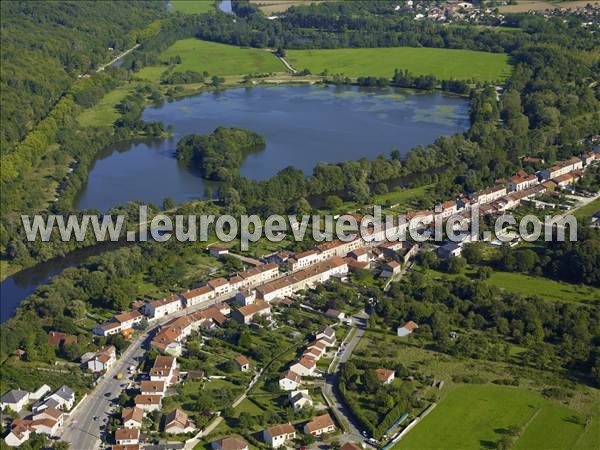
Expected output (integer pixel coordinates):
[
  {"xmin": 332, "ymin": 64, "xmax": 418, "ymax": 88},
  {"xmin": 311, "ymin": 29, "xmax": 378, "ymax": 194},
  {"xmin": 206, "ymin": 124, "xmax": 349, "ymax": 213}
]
[
  {"xmin": 0, "ymin": 390, "xmax": 29, "ymax": 413},
  {"xmin": 181, "ymin": 285, "xmax": 214, "ymax": 307},
  {"xmin": 87, "ymin": 346, "xmax": 116, "ymax": 373},
  {"xmin": 540, "ymin": 157, "xmax": 583, "ymax": 180},
  {"xmin": 115, "ymin": 427, "xmax": 140, "ymax": 445},
  {"xmin": 144, "ymin": 294, "xmax": 183, "ymax": 319},
  {"xmin": 279, "ymin": 371, "xmax": 301, "ymax": 391},
  {"xmin": 507, "ymin": 173, "xmax": 538, "ymax": 192},
  {"xmin": 289, "ymin": 357, "xmax": 316, "ymax": 377},
  {"xmin": 263, "ymin": 423, "xmax": 296, "ymax": 448},
  {"xmin": 289, "ymin": 390, "xmax": 313, "ymax": 412}
]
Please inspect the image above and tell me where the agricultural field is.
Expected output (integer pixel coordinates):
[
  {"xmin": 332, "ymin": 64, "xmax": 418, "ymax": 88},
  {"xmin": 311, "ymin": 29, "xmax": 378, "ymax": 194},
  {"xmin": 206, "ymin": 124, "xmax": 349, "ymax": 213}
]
[
  {"xmin": 498, "ymin": 0, "xmax": 598, "ymax": 13},
  {"xmin": 395, "ymin": 384, "xmax": 591, "ymax": 450},
  {"xmin": 138, "ymin": 39, "xmax": 284, "ymax": 82},
  {"xmin": 286, "ymin": 47, "xmax": 512, "ymax": 82},
  {"xmin": 168, "ymin": 0, "xmax": 216, "ymax": 14},
  {"xmin": 250, "ymin": 0, "xmax": 331, "ymax": 14}
]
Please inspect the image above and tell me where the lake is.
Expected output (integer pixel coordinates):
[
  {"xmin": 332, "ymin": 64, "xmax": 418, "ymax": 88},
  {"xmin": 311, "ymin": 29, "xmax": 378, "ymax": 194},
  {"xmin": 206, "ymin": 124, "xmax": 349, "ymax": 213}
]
[{"xmin": 76, "ymin": 85, "xmax": 470, "ymax": 212}]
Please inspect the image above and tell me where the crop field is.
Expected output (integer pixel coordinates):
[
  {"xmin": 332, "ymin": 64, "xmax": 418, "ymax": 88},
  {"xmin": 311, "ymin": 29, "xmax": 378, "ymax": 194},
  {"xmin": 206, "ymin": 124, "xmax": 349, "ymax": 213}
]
[
  {"xmin": 160, "ymin": 39, "xmax": 284, "ymax": 77},
  {"xmin": 286, "ymin": 47, "xmax": 512, "ymax": 82},
  {"xmin": 498, "ymin": 0, "xmax": 598, "ymax": 13},
  {"xmin": 168, "ymin": 0, "xmax": 216, "ymax": 14},
  {"xmin": 395, "ymin": 384, "xmax": 589, "ymax": 450}
]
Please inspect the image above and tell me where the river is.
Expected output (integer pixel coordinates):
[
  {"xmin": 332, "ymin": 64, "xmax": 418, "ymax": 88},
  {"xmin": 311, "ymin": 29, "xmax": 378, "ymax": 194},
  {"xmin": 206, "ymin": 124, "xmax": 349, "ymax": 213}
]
[{"xmin": 1, "ymin": 84, "xmax": 469, "ymax": 322}]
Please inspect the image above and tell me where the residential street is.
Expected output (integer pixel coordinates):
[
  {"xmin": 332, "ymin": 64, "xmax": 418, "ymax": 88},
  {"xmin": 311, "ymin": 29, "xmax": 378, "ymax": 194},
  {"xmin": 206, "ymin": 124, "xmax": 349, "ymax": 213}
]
[
  {"xmin": 59, "ymin": 295, "xmax": 228, "ymax": 449},
  {"xmin": 320, "ymin": 311, "xmax": 369, "ymax": 444}
]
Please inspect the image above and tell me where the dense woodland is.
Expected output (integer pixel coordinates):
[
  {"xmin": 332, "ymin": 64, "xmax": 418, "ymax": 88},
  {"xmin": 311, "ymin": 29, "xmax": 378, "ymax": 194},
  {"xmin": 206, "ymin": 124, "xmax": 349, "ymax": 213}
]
[{"xmin": 0, "ymin": 1, "xmax": 163, "ymax": 153}]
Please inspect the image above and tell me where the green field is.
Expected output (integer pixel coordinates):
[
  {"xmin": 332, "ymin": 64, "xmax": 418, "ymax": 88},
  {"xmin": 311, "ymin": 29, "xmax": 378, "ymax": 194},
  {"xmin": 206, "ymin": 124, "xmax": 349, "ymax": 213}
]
[
  {"xmin": 138, "ymin": 39, "xmax": 284, "ymax": 82},
  {"xmin": 570, "ymin": 197, "xmax": 600, "ymax": 220},
  {"xmin": 168, "ymin": 0, "xmax": 216, "ymax": 14},
  {"xmin": 395, "ymin": 384, "xmax": 589, "ymax": 450},
  {"xmin": 286, "ymin": 47, "xmax": 512, "ymax": 82},
  {"xmin": 78, "ymin": 85, "xmax": 133, "ymax": 127},
  {"xmin": 487, "ymin": 270, "xmax": 600, "ymax": 304}
]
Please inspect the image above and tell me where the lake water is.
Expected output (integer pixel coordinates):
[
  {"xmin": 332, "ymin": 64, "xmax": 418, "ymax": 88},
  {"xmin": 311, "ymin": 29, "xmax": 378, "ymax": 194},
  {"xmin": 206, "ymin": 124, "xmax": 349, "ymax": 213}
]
[{"xmin": 76, "ymin": 85, "xmax": 469, "ymax": 212}]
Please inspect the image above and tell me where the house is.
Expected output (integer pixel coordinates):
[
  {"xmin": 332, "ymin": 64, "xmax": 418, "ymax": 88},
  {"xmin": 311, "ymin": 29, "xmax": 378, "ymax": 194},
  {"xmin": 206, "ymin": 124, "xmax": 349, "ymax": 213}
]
[
  {"xmin": 306, "ymin": 340, "xmax": 327, "ymax": 358},
  {"xmin": 397, "ymin": 321, "xmax": 419, "ymax": 337},
  {"xmin": 115, "ymin": 428, "xmax": 140, "ymax": 445},
  {"xmin": 151, "ymin": 316, "xmax": 194, "ymax": 356},
  {"xmin": 263, "ymin": 423, "xmax": 296, "ymax": 448},
  {"xmin": 304, "ymin": 413, "xmax": 336, "ymax": 436},
  {"xmin": 540, "ymin": 156, "xmax": 583, "ymax": 180},
  {"xmin": 375, "ymin": 368, "xmax": 395, "ymax": 385},
  {"xmin": 436, "ymin": 200, "xmax": 458, "ymax": 218},
  {"xmin": 279, "ymin": 370, "xmax": 301, "ymax": 391},
  {"xmin": 150, "ymin": 355, "xmax": 177, "ymax": 386},
  {"xmin": 325, "ymin": 309, "xmax": 345, "ymax": 321},
  {"xmin": 32, "ymin": 406, "xmax": 64, "ymax": 423},
  {"xmin": 114, "ymin": 310, "xmax": 144, "ymax": 330},
  {"xmin": 47, "ymin": 331, "xmax": 77, "ymax": 347},
  {"xmin": 303, "ymin": 347, "xmax": 323, "ymax": 361},
  {"xmin": 164, "ymin": 408, "xmax": 195, "ymax": 434},
  {"xmin": 232, "ymin": 301, "xmax": 272, "ymax": 325},
  {"xmin": 437, "ymin": 242, "xmax": 462, "ymax": 259},
  {"xmin": 235, "ymin": 355, "xmax": 250, "ymax": 372},
  {"xmin": 289, "ymin": 390, "xmax": 313, "ymax": 412},
  {"xmin": 507, "ymin": 173, "xmax": 538, "ymax": 192},
  {"xmin": 134, "ymin": 394, "xmax": 162, "ymax": 412},
  {"xmin": 207, "ymin": 277, "xmax": 231, "ymax": 296},
  {"xmin": 235, "ymin": 289, "xmax": 256, "ymax": 306},
  {"xmin": 209, "ymin": 245, "xmax": 229, "ymax": 258},
  {"xmin": 46, "ymin": 385, "xmax": 75, "ymax": 410},
  {"xmin": 380, "ymin": 260, "xmax": 401, "ymax": 278},
  {"xmin": 122, "ymin": 407, "xmax": 144, "ymax": 428},
  {"xmin": 469, "ymin": 185, "xmax": 507, "ymax": 205},
  {"xmin": 289, "ymin": 357, "xmax": 316, "ymax": 377},
  {"xmin": 182, "ymin": 285, "xmax": 214, "ymax": 307},
  {"xmin": 144, "ymin": 295, "xmax": 182, "ymax": 320},
  {"xmin": 315, "ymin": 326, "xmax": 336, "ymax": 347},
  {"xmin": 26, "ymin": 419, "xmax": 58, "ymax": 436},
  {"xmin": 87, "ymin": 346, "xmax": 116, "ymax": 373},
  {"xmin": 93, "ymin": 321, "xmax": 122, "ymax": 337},
  {"xmin": 211, "ymin": 436, "xmax": 249, "ymax": 450},
  {"xmin": 289, "ymin": 249, "xmax": 321, "ymax": 271},
  {"xmin": 553, "ymin": 171, "xmax": 581, "ymax": 187},
  {"xmin": 140, "ymin": 381, "xmax": 166, "ymax": 397},
  {"xmin": 1, "ymin": 389, "xmax": 29, "ymax": 412},
  {"xmin": 112, "ymin": 445, "xmax": 140, "ymax": 450},
  {"xmin": 29, "ymin": 385, "xmax": 51, "ymax": 402},
  {"xmin": 348, "ymin": 248, "xmax": 369, "ymax": 262},
  {"xmin": 4, "ymin": 425, "xmax": 31, "ymax": 447}
]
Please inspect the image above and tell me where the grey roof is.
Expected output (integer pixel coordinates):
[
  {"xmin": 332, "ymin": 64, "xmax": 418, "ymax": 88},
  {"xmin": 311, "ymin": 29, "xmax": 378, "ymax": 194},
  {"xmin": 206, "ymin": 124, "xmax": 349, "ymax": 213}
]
[
  {"xmin": 1, "ymin": 389, "xmax": 28, "ymax": 404},
  {"xmin": 52, "ymin": 385, "xmax": 74, "ymax": 401}
]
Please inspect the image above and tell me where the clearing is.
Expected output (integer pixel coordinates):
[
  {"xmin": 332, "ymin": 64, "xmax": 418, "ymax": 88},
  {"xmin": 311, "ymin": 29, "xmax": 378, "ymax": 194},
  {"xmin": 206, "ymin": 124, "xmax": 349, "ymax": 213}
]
[
  {"xmin": 286, "ymin": 47, "xmax": 512, "ymax": 82},
  {"xmin": 395, "ymin": 384, "xmax": 590, "ymax": 450},
  {"xmin": 137, "ymin": 39, "xmax": 284, "ymax": 82},
  {"xmin": 499, "ymin": 1, "xmax": 599, "ymax": 13},
  {"xmin": 78, "ymin": 85, "xmax": 133, "ymax": 127},
  {"xmin": 168, "ymin": 0, "xmax": 216, "ymax": 14}
]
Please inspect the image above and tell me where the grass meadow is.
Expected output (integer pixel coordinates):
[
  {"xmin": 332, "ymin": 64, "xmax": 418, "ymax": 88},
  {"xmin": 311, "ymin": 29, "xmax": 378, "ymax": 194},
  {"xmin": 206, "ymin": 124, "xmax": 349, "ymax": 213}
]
[
  {"xmin": 168, "ymin": 0, "xmax": 216, "ymax": 14},
  {"xmin": 140, "ymin": 39, "xmax": 284, "ymax": 82},
  {"xmin": 286, "ymin": 47, "xmax": 512, "ymax": 82},
  {"xmin": 395, "ymin": 384, "xmax": 590, "ymax": 450}
]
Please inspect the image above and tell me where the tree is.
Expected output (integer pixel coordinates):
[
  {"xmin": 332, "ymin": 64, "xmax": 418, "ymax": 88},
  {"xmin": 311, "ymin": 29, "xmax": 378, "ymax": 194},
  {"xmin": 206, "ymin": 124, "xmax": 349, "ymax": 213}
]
[
  {"xmin": 162, "ymin": 197, "xmax": 175, "ymax": 211},
  {"xmin": 462, "ymin": 243, "xmax": 483, "ymax": 264},
  {"xmin": 325, "ymin": 195, "xmax": 343, "ymax": 210},
  {"xmin": 446, "ymin": 256, "xmax": 466, "ymax": 274}
]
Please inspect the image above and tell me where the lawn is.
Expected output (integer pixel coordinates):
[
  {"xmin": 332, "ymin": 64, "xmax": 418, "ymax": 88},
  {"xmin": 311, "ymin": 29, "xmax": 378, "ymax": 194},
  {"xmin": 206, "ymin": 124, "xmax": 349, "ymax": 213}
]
[
  {"xmin": 78, "ymin": 85, "xmax": 133, "ymax": 127},
  {"xmin": 286, "ymin": 47, "xmax": 512, "ymax": 82},
  {"xmin": 395, "ymin": 384, "xmax": 588, "ymax": 450},
  {"xmin": 153, "ymin": 39, "xmax": 284, "ymax": 78},
  {"xmin": 168, "ymin": 0, "xmax": 216, "ymax": 14},
  {"xmin": 373, "ymin": 184, "xmax": 434, "ymax": 209}
]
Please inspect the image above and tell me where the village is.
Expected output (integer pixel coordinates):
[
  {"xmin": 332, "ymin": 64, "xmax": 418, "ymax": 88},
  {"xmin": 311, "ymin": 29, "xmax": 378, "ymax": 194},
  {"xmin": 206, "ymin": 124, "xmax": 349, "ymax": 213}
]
[{"xmin": 1, "ymin": 150, "xmax": 599, "ymax": 450}]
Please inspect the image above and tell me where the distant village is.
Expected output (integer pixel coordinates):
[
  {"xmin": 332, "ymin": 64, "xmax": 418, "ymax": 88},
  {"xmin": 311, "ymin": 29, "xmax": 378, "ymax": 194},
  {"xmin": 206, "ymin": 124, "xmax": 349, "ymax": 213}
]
[{"xmin": 1, "ymin": 148, "xmax": 598, "ymax": 449}]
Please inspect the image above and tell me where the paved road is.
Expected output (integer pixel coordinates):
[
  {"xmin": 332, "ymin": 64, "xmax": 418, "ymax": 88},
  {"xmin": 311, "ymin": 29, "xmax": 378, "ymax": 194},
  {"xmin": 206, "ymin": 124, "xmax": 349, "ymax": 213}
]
[
  {"xmin": 60, "ymin": 295, "xmax": 228, "ymax": 449},
  {"xmin": 321, "ymin": 311, "xmax": 369, "ymax": 443}
]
